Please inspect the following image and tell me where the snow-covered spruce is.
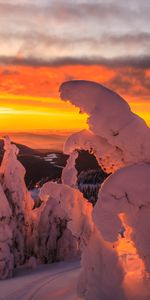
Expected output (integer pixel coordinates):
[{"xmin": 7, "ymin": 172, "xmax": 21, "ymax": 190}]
[
  {"xmin": 90, "ymin": 163, "xmax": 150, "ymax": 300},
  {"xmin": 77, "ymin": 169, "xmax": 107, "ymax": 204},
  {"xmin": 37, "ymin": 182, "xmax": 124, "ymax": 300},
  {"xmin": 0, "ymin": 183, "xmax": 13, "ymax": 279},
  {"xmin": 33, "ymin": 182, "xmax": 93, "ymax": 263},
  {"xmin": 60, "ymin": 80, "xmax": 150, "ymax": 300},
  {"xmin": 0, "ymin": 137, "xmax": 34, "ymax": 267}
]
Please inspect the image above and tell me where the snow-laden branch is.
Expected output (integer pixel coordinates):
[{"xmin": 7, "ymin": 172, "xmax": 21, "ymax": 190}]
[{"xmin": 60, "ymin": 80, "xmax": 150, "ymax": 169}]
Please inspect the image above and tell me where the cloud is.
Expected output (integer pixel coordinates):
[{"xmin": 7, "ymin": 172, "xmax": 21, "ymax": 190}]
[
  {"xmin": 0, "ymin": 1, "xmax": 149, "ymax": 22},
  {"xmin": 0, "ymin": 1, "xmax": 149, "ymax": 62},
  {"xmin": 0, "ymin": 31, "xmax": 150, "ymax": 54},
  {"xmin": 106, "ymin": 69, "xmax": 150, "ymax": 98},
  {"xmin": 0, "ymin": 55, "xmax": 150, "ymax": 69},
  {"xmin": 1, "ymin": 69, "xmax": 20, "ymax": 75}
]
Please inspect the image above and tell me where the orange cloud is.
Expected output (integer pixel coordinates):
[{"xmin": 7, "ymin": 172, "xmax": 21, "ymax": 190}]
[{"xmin": 0, "ymin": 64, "xmax": 149, "ymax": 100}]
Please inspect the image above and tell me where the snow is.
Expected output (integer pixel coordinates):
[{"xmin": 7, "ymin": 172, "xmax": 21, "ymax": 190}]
[
  {"xmin": 94, "ymin": 163, "xmax": 150, "ymax": 269},
  {"xmin": 60, "ymin": 80, "xmax": 150, "ymax": 170},
  {"xmin": 0, "ymin": 183, "xmax": 13, "ymax": 279},
  {"xmin": 63, "ymin": 129, "xmax": 124, "ymax": 173},
  {"xmin": 55, "ymin": 164, "xmax": 63, "ymax": 169},
  {"xmin": 62, "ymin": 150, "xmax": 79, "ymax": 187},
  {"xmin": 0, "ymin": 260, "xmax": 82, "ymax": 300},
  {"xmin": 39, "ymin": 182, "xmax": 93, "ymax": 247},
  {"xmin": 78, "ymin": 227, "xmax": 125, "ymax": 300},
  {"xmin": 33, "ymin": 182, "xmax": 79, "ymax": 263},
  {"xmin": 59, "ymin": 80, "xmax": 150, "ymax": 299},
  {"xmin": 44, "ymin": 153, "xmax": 58, "ymax": 163},
  {"xmin": 0, "ymin": 137, "xmax": 34, "ymax": 268}
]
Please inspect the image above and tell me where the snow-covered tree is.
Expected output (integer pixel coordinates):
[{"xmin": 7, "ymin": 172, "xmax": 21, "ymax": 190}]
[
  {"xmin": 33, "ymin": 182, "xmax": 93, "ymax": 263},
  {"xmin": 0, "ymin": 137, "xmax": 34, "ymax": 267},
  {"xmin": 0, "ymin": 183, "xmax": 13, "ymax": 279},
  {"xmin": 60, "ymin": 80, "xmax": 150, "ymax": 172},
  {"xmin": 94, "ymin": 163, "xmax": 150, "ymax": 276},
  {"xmin": 60, "ymin": 80, "xmax": 150, "ymax": 300},
  {"xmin": 61, "ymin": 150, "xmax": 78, "ymax": 187}
]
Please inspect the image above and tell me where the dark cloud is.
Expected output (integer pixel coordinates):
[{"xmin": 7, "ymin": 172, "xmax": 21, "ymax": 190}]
[
  {"xmin": 106, "ymin": 68, "xmax": 150, "ymax": 98},
  {"xmin": 1, "ymin": 31, "xmax": 150, "ymax": 50},
  {"xmin": 98, "ymin": 33, "xmax": 150, "ymax": 47},
  {"xmin": 0, "ymin": 31, "xmax": 149, "ymax": 69},
  {"xmin": 1, "ymin": 69, "xmax": 20, "ymax": 75},
  {"xmin": 0, "ymin": 55, "xmax": 150, "ymax": 69}
]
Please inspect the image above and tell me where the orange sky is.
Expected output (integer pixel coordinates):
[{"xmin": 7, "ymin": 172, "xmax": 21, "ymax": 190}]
[
  {"xmin": 0, "ymin": 1, "xmax": 149, "ymax": 149},
  {"xmin": 0, "ymin": 64, "xmax": 149, "ymax": 149}
]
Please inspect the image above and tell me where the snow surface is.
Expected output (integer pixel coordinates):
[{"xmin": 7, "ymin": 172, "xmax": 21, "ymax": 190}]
[
  {"xmin": 44, "ymin": 153, "xmax": 58, "ymax": 163},
  {"xmin": 62, "ymin": 150, "xmax": 79, "ymax": 187},
  {"xmin": 0, "ymin": 260, "xmax": 82, "ymax": 300}
]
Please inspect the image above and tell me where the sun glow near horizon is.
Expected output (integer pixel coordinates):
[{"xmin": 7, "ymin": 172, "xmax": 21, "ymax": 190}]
[
  {"xmin": 0, "ymin": 93, "xmax": 89, "ymax": 133},
  {"xmin": 0, "ymin": 92, "xmax": 149, "ymax": 133},
  {"xmin": 0, "ymin": 64, "xmax": 149, "ymax": 150}
]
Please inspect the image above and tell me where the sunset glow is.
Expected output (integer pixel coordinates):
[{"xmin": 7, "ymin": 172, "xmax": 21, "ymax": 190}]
[
  {"xmin": 0, "ymin": 0, "xmax": 149, "ymax": 149},
  {"xmin": 0, "ymin": 66, "xmax": 149, "ymax": 129}
]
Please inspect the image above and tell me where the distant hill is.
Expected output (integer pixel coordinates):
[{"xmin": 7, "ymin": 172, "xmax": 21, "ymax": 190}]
[
  {"xmin": 0, "ymin": 140, "xmax": 105, "ymax": 189},
  {"xmin": 0, "ymin": 139, "xmax": 40, "ymax": 156},
  {"xmin": 0, "ymin": 140, "xmax": 66, "ymax": 188}
]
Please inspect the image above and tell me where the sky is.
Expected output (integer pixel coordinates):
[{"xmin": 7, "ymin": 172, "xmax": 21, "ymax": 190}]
[{"xmin": 0, "ymin": 0, "xmax": 150, "ymax": 149}]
